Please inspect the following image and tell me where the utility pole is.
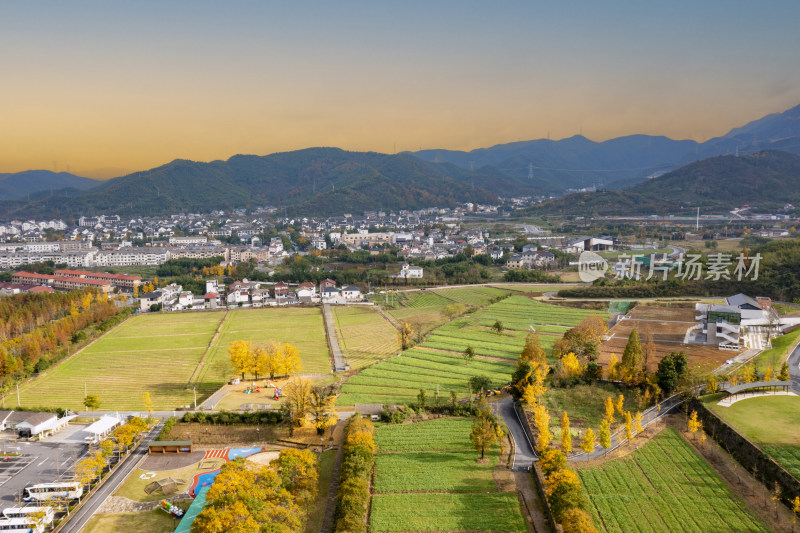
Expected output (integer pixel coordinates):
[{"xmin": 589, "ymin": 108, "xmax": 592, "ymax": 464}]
[
  {"xmin": 16, "ymin": 384, "xmax": 20, "ymax": 407},
  {"xmin": 193, "ymin": 387, "xmax": 197, "ymax": 410}
]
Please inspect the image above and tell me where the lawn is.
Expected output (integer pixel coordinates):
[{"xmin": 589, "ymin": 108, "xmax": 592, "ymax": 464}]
[
  {"xmin": 332, "ymin": 306, "xmax": 399, "ymax": 369},
  {"xmin": 370, "ymin": 418, "xmax": 526, "ymax": 533},
  {"xmin": 749, "ymin": 327, "xmax": 800, "ymax": 374},
  {"xmin": 339, "ymin": 295, "xmax": 606, "ymax": 406},
  {"xmin": 579, "ymin": 428, "xmax": 769, "ymax": 533},
  {"xmin": 17, "ymin": 307, "xmax": 331, "ymax": 411},
  {"xmin": 706, "ymin": 395, "xmax": 800, "ymax": 446},
  {"xmin": 706, "ymin": 395, "xmax": 800, "ymax": 478},
  {"xmin": 84, "ymin": 508, "xmax": 185, "ymax": 533}
]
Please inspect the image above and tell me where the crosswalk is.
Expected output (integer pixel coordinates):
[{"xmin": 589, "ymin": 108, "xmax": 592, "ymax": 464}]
[{"xmin": 204, "ymin": 449, "xmax": 228, "ymax": 459}]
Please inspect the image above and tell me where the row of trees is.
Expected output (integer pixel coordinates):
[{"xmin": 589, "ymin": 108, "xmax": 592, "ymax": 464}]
[
  {"xmin": 193, "ymin": 449, "xmax": 319, "ymax": 533},
  {"xmin": 227, "ymin": 340, "xmax": 302, "ymax": 380},
  {"xmin": 0, "ymin": 290, "xmax": 127, "ymax": 390},
  {"xmin": 0, "ymin": 290, "xmax": 100, "ymax": 341},
  {"xmin": 74, "ymin": 417, "xmax": 149, "ymax": 492},
  {"xmin": 335, "ymin": 416, "xmax": 375, "ymax": 533}
]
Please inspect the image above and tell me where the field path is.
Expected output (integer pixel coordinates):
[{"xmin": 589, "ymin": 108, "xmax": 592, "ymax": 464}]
[
  {"xmin": 186, "ymin": 310, "xmax": 229, "ymax": 388},
  {"xmin": 322, "ymin": 304, "xmax": 346, "ymax": 372},
  {"xmin": 374, "ymin": 305, "xmax": 402, "ymax": 331}
]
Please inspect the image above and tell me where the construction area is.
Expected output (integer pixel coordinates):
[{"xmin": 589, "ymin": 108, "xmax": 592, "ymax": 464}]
[{"xmin": 598, "ymin": 304, "xmax": 738, "ymax": 371}]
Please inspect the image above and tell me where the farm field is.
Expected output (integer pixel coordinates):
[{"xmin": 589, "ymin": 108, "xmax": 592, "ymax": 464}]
[
  {"xmin": 370, "ymin": 418, "xmax": 526, "ymax": 533},
  {"xmin": 598, "ymin": 305, "xmax": 732, "ymax": 372},
  {"xmin": 763, "ymin": 445, "xmax": 800, "ymax": 480},
  {"xmin": 16, "ymin": 307, "xmax": 330, "ymax": 411},
  {"xmin": 331, "ymin": 306, "xmax": 399, "ymax": 369},
  {"xmin": 386, "ymin": 286, "xmax": 514, "ymax": 335},
  {"xmin": 579, "ymin": 428, "xmax": 769, "ymax": 533},
  {"xmin": 339, "ymin": 295, "xmax": 606, "ymax": 405}
]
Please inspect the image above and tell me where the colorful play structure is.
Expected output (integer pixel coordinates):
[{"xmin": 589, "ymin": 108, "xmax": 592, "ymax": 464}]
[
  {"xmin": 160, "ymin": 499, "xmax": 184, "ymax": 518},
  {"xmin": 240, "ymin": 379, "xmax": 283, "ymax": 400}
]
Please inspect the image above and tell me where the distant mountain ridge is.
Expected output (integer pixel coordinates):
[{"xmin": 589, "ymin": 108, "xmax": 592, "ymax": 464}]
[
  {"xmin": 1, "ymin": 103, "xmax": 799, "ymax": 218},
  {"xmin": 0, "ymin": 149, "xmax": 520, "ymax": 219},
  {"xmin": 533, "ymin": 151, "xmax": 800, "ymax": 216},
  {"xmin": 413, "ymin": 104, "xmax": 800, "ymax": 192},
  {"xmin": 0, "ymin": 170, "xmax": 99, "ymax": 201}
]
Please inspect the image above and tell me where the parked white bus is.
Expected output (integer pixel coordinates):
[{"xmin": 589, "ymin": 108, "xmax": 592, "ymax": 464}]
[
  {"xmin": 22, "ymin": 482, "xmax": 82, "ymax": 502},
  {"xmin": 3, "ymin": 507, "xmax": 54, "ymax": 524},
  {"xmin": 0, "ymin": 516, "xmax": 45, "ymax": 532}
]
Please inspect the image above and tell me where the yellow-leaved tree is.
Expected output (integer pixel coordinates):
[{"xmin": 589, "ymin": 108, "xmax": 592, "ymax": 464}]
[
  {"xmin": 603, "ymin": 397, "xmax": 615, "ymax": 424},
  {"xmin": 580, "ymin": 428, "xmax": 596, "ymax": 454},
  {"xmin": 228, "ymin": 340, "xmax": 253, "ymax": 379},
  {"xmin": 561, "ymin": 352, "xmax": 581, "ymax": 378},
  {"xmin": 533, "ymin": 403, "xmax": 552, "ymax": 452},
  {"xmin": 310, "ymin": 386, "xmax": 338, "ymax": 436},
  {"xmin": 561, "ymin": 411, "xmax": 572, "ymax": 453},
  {"xmin": 599, "ymin": 419, "xmax": 611, "ymax": 455}
]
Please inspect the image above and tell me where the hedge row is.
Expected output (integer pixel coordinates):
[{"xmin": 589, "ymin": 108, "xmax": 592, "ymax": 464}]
[
  {"xmin": 180, "ymin": 410, "xmax": 284, "ymax": 425},
  {"xmin": 335, "ymin": 416, "xmax": 375, "ymax": 533}
]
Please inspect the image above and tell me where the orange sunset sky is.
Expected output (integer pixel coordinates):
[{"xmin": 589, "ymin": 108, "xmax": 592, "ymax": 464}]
[{"xmin": 2, "ymin": 1, "xmax": 799, "ymax": 179}]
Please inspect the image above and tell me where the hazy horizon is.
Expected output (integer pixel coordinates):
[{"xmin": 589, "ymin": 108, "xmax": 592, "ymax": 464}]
[{"xmin": 3, "ymin": 0, "xmax": 799, "ymax": 179}]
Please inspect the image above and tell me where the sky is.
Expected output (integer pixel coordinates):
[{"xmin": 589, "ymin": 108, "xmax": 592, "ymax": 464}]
[{"xmin": 2, "ymin": 1, "xmax": 799, "ymax": 179}]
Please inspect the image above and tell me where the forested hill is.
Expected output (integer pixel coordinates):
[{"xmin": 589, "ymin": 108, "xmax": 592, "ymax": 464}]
[
  {"xmin": 0, "ymin": 149, "xmax": 531, "ymax": 218},
  {"xmin": 533, "ymin": 151, "xmax": 800, "ymax": 216}
]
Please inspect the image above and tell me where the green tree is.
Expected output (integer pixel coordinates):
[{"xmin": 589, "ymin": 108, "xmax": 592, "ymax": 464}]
[
  {"xmin": 492, "ymin": 320, "xmax": 504, "ymax": 333},
  {"xmin": 470, "ymin": 414, "xmax": 497, "ymax": 460},
  {"xmin": 416, "ymin": 388, "xmax": 427, "ymax": 410},
  {"xmin": 463, "ymin": 345, "xmax": 475, "ymax": 364},
  {"xmin": 621, "ymin": 328, "xmax": 643, "ymax": 382},
  {"xmin": 656, "ymin": 351, "xmax": 689, "ymax": 394},
  {"xmin": 468, "ymin": 375, "xmax": 492, "ymax": 396},
  {"xmin": 779, "ymin": 361, "xmax": 790, "ymax": 381}
]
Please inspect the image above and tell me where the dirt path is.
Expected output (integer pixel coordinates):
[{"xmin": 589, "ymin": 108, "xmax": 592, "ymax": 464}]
[
  {"xmin": 320, "ymin": 421, "xmax": 346, "ymax": 533},
  {"xmin": 514, "ymin": 471, "xmax": 549, "ymax": 533}
]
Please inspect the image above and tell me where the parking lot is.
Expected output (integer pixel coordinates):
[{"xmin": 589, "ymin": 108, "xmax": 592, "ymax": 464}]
[{"xmin": 0, "ymin": 424, "xmax": 88, "ymax": 503}]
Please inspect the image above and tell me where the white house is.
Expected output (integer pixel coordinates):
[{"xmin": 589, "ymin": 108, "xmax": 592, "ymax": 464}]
[
  {"xmin": 341, "ymin": 286, "xmax": 363, "ymax": 300},
  {"xmin": 395, "ymin": 264, "xmax": 423, "ymax": 279}
]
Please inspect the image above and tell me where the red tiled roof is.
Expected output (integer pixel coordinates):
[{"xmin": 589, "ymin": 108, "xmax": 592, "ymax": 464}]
[
  {"xmin": 203, "ymin": 292, "xmax": 219, "ymax": 299},
  {"xmin": 28, "ymin": 286, "xmax": 54, "ymax": 293}
]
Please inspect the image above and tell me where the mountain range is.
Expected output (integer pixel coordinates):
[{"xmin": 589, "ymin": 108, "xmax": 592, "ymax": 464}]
[
  {"xmin": 0, "ymin": 171, "xmax": 99, "ymax": 202},
  {"xmin": 533, "ymin": 150, "xmax": 800, "ymax": 216},
  {"xmin": 1, "ymin": 103, "xmax": 799, "ymax": 219},
  {"xmin": 413, "ymin": 104, "xmax": 800, "ymax": 192}
]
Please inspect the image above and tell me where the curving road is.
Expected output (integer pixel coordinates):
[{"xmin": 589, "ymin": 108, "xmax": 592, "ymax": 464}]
[
  {"xmin": 787, "ymin": 341, "xmax": 800, "ymax": 393},
  {"xmin": 494, "ymin": 397, "xmax": 537, "ymax": 471}
]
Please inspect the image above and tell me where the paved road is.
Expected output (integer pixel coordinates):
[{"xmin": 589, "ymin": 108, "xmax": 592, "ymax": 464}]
[
  {"xmin": 58, "ymin": 421, "xmax": 164, "ymax": 533},
  {"xmin": 495, "ymin": 397, "xmax": 537, "ymax": 472},
  {"xmin": 787, "ymin": 341, "xmax": 800, "ymax": 393},
  {"xmin": 571, "ymin": 394, "xmax": 684, "ymax": 461}
]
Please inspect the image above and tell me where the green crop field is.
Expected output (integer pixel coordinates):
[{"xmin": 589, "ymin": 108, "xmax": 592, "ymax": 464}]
[
  {"xmin": 332, "ymin": 306, "xmax": 399, "ymax": 369},
  {"xmin": 579, "ymin": 428, "xmax": 768, "ymax": 533},
  {"xmin": 16, "ymin": 307, "xmax": 330, "ymax": 411},
  {"xmin": 370, "ymin": 418, "xmax": 526, "ymax": 533},
  {"xmin": 764, "ymin": 445, "xmax": 800, "ymax": 480},
  {"xmin": 339, "ymin": 295, "xmax": 605, "ymax": 405}
]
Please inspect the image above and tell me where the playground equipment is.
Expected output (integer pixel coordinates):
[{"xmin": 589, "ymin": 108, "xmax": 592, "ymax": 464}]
[
  {"xmin": 160, "ymin": 499, "xmax": 184, "ymax": 518},
  {"xmin": 273, "ymin": 386, "xmax": 283, "ymax": 401}
]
